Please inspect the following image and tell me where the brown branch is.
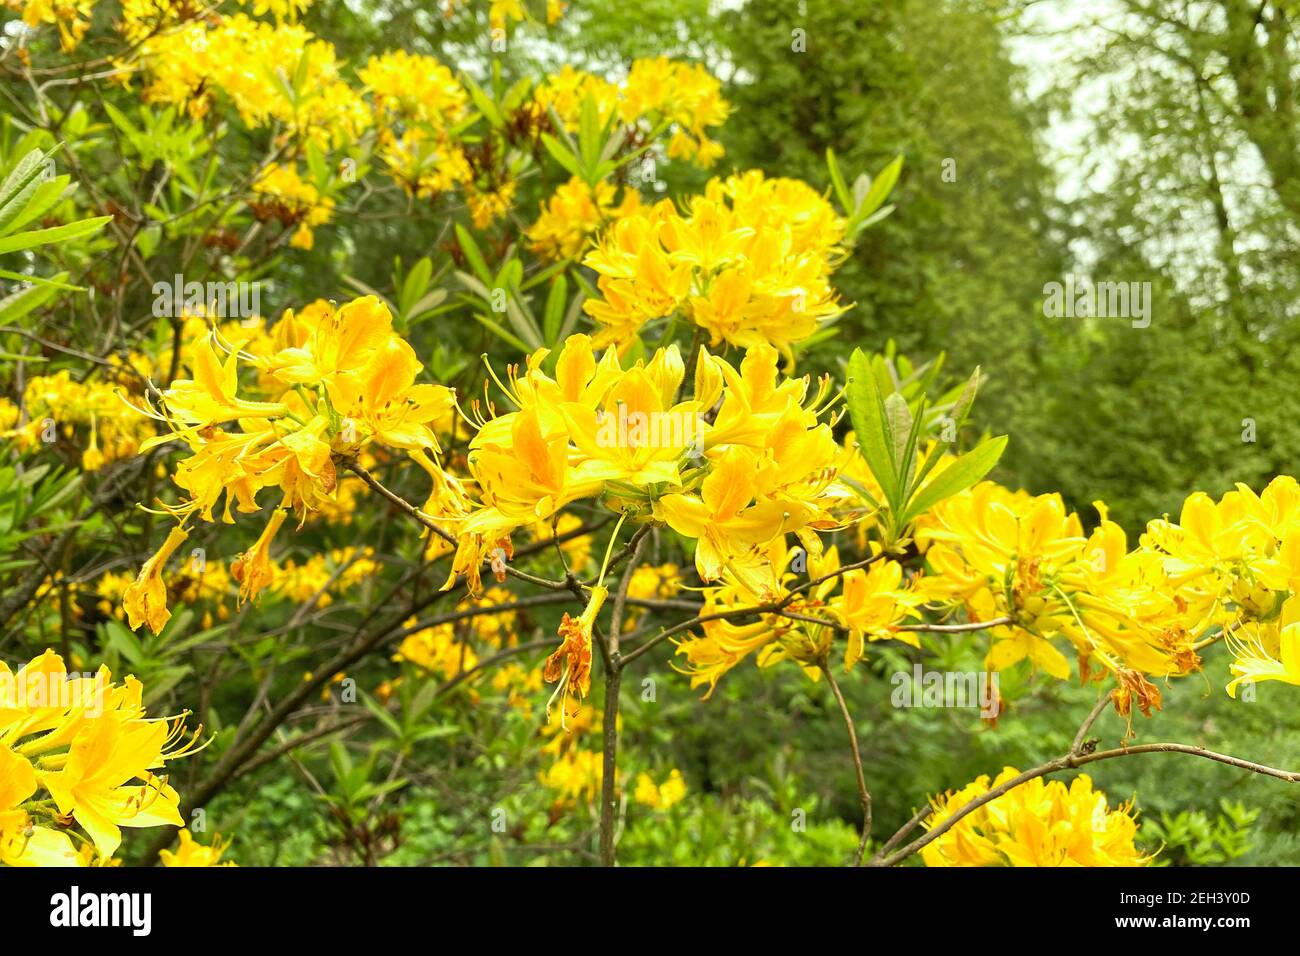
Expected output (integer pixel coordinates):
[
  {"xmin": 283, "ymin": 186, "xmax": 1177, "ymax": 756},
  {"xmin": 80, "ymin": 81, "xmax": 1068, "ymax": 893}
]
[
  {"xmin": 599, "ymin": 533, "xmax": 646, "ymax": 866},
  {"xmin": 821, "ymin": 657, "xmax": 872, "ymax": 866}
]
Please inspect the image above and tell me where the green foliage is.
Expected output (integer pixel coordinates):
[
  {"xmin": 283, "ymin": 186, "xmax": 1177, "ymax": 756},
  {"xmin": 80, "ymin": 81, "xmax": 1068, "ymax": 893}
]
[
  {"xmin": 0, "ymin": 462, "xmax": 81, "ymax": 573},
  {"xmin": 846, "ymin": 347, "xmax": 1004, "ymax": 544},
  {"xmin": 1141, "ymin": 800, "xmax": 1260, "ymax": 867}
]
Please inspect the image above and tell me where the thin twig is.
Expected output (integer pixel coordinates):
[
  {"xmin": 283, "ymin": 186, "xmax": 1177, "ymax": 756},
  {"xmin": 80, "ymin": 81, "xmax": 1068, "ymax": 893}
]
[
  {"xmin": 599, "ymin": 534, "xmax": 646, "ymax": 866},
  {"xmin": 821, "ymin": 657, "xmax": 872, "ymax": 866}
]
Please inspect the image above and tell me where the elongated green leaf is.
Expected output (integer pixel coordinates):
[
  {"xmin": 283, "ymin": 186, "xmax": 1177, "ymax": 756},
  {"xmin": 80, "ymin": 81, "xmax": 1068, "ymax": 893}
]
[
  {"xmin": 103, "ymin": 618, "xmax": 146, "ymax": 660},
  {"xmin": 559, "ymin": 294, "xmax": 584, "ymax": 342},
  {"xmin": 825, "ymin": 148, "xmax": 852, "ymax": 213},
  {"xmin": 541, "ymin": 133, "xmax": 584, "ymax": 180},
  {"xmin": 462, "ymin": 73, "xmax": 505, "ymax": 128},
  {"xmin": 896, "ymin": 394, "xmax": 927, "ymax": 498},
  {"xmin": 454, "ymin": 223, "xmax": 493, "ymax": 285},
  {"xmin": 884, "ymin": 392, "xmax": 913, "ymax": 467},
  {"xmin": 578, "ymin": 94, "xmax": 602, "ymax": 181},
  {"xmin": 846, "ymin": 348, "xmax": 899, "ymax": 508},
  {"xmin": 859, "ymin": 155, "xmax": 903, "ymax": 217},
  {"xmin": 520, "ymin": 257, "xmax": 571, "ymax": 291},
  {"xmin": 0, "ymin": 270, "xmax": 68, "ymax": 322},
  {"xmin": 504, "ymin": 285, "xmax": 544, "ymax": 349},
  {"xmin": 0, "ymin": 149, "xmax": 49, "ymax": 222},
  {"xmin": 0, "ymin": 268, "xmax": 79, "ymax": 291},
  {"xmin": 340, "ymin": 273, "xmax": 396, "ymax": 313},
  {"xmin": 950, "ymin": 366, "xmax": 982, "ymax": 427},
  {"xmin": 902, "ymin": 435, "xmax": 1007, "ymax": 524},
  {"xmin": 543, "ymin": 273, "xmax": 568, "ymax": 344},
  {"xmin": 471, "ymin": 311, "xmax": 530, "ymax": 351},
  {"xmin": 0, "ymin": 215, "xmax": 111, "ymax": 255},
  {"xmin": 3, "ymin": 176, "xmax": 72, "ymax": 237},
  {"xmin": 399, "ymin": 256, "xmax": 433, "ymax": 317},
  {"xmin": 0, "ymin": 169, "xmax": 55, "ymax": 238}
]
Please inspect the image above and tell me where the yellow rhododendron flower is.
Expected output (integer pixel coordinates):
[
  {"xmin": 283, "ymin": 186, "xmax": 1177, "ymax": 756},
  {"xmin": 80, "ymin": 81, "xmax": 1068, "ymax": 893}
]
[
  {"xmin": 122, "ymin": 525, "xmax": 190, "ymax": 635},
  {"xmin": 633, "ymin": 769, "xmax": 687, "ymax": 810},
  {"xmin": 922, "ymin": 769, "xmax": 1148, "ymax": 867},
  {"xmin": 1, "ymin": 652, "xmax": 198, "ymax": 864},
  {"xmin": 160, "ymin": 828, "xmax": 237, "ymax": 867}
]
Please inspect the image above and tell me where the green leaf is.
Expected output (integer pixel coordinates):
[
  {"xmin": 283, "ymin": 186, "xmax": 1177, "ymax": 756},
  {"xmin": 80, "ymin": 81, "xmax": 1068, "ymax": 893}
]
[
  {"xmin": 902, "ymin": 434, "xmax": 1007, "ymax": 524},
  {"xmin": 399, "ymin": 256, "xmax": 434, "ymax": 317},
  {"xmin": 361, "ymin": 691, "xmax": 403, "ymax": 738},
  {"xmin": 471, "ymin": 310, "xmax": 530, "ymax": 351},
  {"xmin": 950, "ymin": 366, "xmax": 982, "ymax": 427},
  {"xmin": 883, "ymin": 392, "xmax": 913, "ymax": 467},
  {"xmin": 0, "ymin": 215, "xmax": 111, "ymax": 255},
  {"xmin": 543, "ymin": 273, "xmax": 568, "ymax": 344},
  {"xmin": 578, "ymin": 94, "xmax": 602, "ymax": 182},
  {"xmin": 541, "ymin": 133, "xmax": 584, "ymax": 180},
  {"xmin": 825, "ymin": 148, "xmax": 852, "ymax": 213},
  {"xmin": 503, "ymin": 285, "xmax": 544, "ymax": 349},
  {"xmin": 0, "ymin": 149, "xmax": 51, "ymax": 229},
  {"xmin": 454, "ymin": 223, "xmax": 493, "ymax": 285},
  {"xmin": 0, "ymin": 267, "xmax": 79, "ymax": 291},
  {"xmin": 0, "ymin": 270, "xmax": 68, "ymax": 323},
  {"xmin": 0, "ymin": 171, "xmax": 68, "ymax": 238},
  {"xmin": 103, "ymin": 618, "xmax": 146, "ymax": 662},
  {"xmin": 462, "ymin": 72, "xmax": 506, "ymax": 129},
  {"xmin": 845, "ymin": 348, "xmax": 899, "ymax": 509},
  {"xmin": 859, "ymin": 155, "xmax": 903, "ymax": 218}
]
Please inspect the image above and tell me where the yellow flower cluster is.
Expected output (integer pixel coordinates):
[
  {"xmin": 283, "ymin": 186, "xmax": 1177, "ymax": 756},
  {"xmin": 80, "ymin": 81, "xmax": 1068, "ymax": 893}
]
[
  {"xmin": 540, "ymin": 746, "xmax": 603, "ymax": 806},
  {"xmin": 0, "ymin": 650, "xmax": 198, "ymax": 865},
  {"xmin": 251, "ymin": 162, "xmax": 336, "ymax": 250},
  {"xmin": 95, "ymin": 545, "xmax": 376, "ymax": 630},
  {"xmin": 913, "ymin": 478, "xmax": 1300, "ymax": 702},
  {"xmin": 359, "ymin": 50, "xmax": 468, "ymax": 130},
  {"xmin": 0, "ymin": 369, "xmax": 154, "ymax": 471},
  {"xmin": 134, "ymin": 13, "xmax": 370, "ymax": 145},
  {"xmin": 275, "ymin": 547, "xmax": 382, "ymax": 603},
  {"xmin": 537, "ymin": 704, "xmax": 687, "ymax": 812},
  {"xmin": 159, "ymin": 827, "xmax": 236, "ymax": 867},
  {"xmin": 583, "ymin": 170, "xmax": 847, "ymax": 356},
  {"xmin": 358, "ymin": 50, "xmax": 478, "ymax": 206},
  {"xmin": 27, "ymin": 7, "xmax": 726, "ymax": 253},
  {"xmin": 120, "ymin": 295, "xmax": 455, "ymax": 633},
  {"xmin": 674, "ymin": 539, "xmax": 924, "ymax": 696},
  {"xmin": 527, "ymin": 176, "xmax": 642, "ymax": 262},
  {"xmin": 534, "ymin": 57, "xmax": 729, "ymax": 165},
  {"xmin": 921, "ymin": 768, "xmax": 1148, "ymax": 867},
  {"xmin": 466, "ymin": 181, "xmax": 518, "ymax": 230},
  {"xmin": 621, "ymin": 561, "xmax": 683, "ymax": 630},
  {"xmin": 393, "ymin": 618, "xmax": 479, "ymax": 682},
  {"xmin": 1142, "ymin": 477, "xmax": 1300, "ymax": 697},
  {"xmin": 391, "ymin": 588, "xmax": 519, "ymax": 682},
  {"xmin": 6, "ymin": 0, "xmax": 95, "ymax": 52},
  {"xmin": 633, "ymin": 768, "xmax": 687, "ymax": 809},
  {"xmin": 417, "ymin": 334, "xmax": 879, "ymax": 708},
  {"xmin": 117, "ymin": 0, "xmax": 314, "ymax": 47}
]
